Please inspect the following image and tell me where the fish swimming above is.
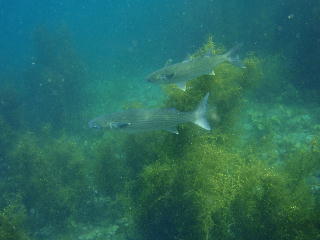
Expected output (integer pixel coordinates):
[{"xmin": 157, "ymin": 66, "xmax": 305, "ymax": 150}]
[
  {"xmin": 146, "ymin": 44, "xmax": 245, "ymax": 91},
  {"xmin": 88, "ymin": 93, "xmax": 211, "ymax": 134}
]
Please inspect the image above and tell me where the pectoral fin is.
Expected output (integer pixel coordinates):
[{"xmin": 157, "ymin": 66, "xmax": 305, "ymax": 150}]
[
  {"xmin": 176, "ymin": 81, "xmax": 187, "ymax": 91},
  {"xmin": 209, "ymin": 69, "xmax": 215, "ymax": 76},
  {"xmin": 194, "ymin": 93, "xmax": 211, "ymax": 130}
]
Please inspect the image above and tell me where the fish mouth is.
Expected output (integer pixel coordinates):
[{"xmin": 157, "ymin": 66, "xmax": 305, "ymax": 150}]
[
  {"xmin": 146, "ymin": 76, "xmax": 153, "ymax": 82},
  {"xmin": 146, "ymin": 73, "xmax": 156, "ymax": 82}
]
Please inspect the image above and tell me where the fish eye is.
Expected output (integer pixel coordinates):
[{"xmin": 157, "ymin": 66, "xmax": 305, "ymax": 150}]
[
  {"xmin": 166, "ymin": 73, "xmax": 174, "ymax": 79},
  {"xmin": 88, "ymin": 120, "xmax": 101, "ymax": 129}
]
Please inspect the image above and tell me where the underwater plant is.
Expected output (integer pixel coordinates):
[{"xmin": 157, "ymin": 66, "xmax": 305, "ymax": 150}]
[
  {"xmin": 0, "ymin": 200, "xmax": 31, "ymax": 240},
  {"xmin": 131, "ymin": 133, "xmax": 320, "ymax": 240},
  {"xmin": 0, "ymin": 83, "xmax": 23, "ymax": 129},
  {"xmin": 164, "ymin": 47, "xmax": 262, "ymax": 133},
  {"xmin": 93, "ymin": 133, "xmax": 129, "ymax": 197},
  {"xmin": 23, "ymin": 26, "xmax": 88, "ymax": 132},
  {"xmin": 0, "ymin": 116, "xmax": 15, "ymax": 157},
  {"xmin": 125, "ymin": 38, "xmax": 320, "ymax": 240},
  {"xmin": 191, "ymin": 35, "xmax": 225, "ymax": 58},
  {"xmin": 4, "ymin": 130, "xmax": 94, "ymax": 234}
]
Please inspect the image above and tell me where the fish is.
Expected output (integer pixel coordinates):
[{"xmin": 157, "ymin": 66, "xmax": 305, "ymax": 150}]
[
  {"xmin": 88, "ymin": 93, "xmax": 211, "ymax": 134},
  {"xmin": 146, "ymin": 44, "xmax": 245, "ymax": 91}
]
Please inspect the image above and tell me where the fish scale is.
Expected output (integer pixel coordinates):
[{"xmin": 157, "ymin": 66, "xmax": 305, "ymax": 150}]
[
  {"xmin": 146, "ymin": 44, "xmax": 244, "ymax": 91},
  {"xmin": 89, "ymin": 93, "xmax": 211, "ymax": 134}
]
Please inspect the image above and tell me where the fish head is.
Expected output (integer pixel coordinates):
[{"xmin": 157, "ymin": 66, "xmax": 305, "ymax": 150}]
[
  {"xmin": 89, "ymin": 116, "xmax": 131, "ymax": 130},
  {"xmin": 88, "ymin": 119, "xmax": 102, "ymax": 129},
  {"xmin": 146, "ymin": 70, "xmax": 175, "ymax": 83}
]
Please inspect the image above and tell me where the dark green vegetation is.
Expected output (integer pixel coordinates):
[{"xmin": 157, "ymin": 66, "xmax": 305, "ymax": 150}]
[
  {"xmin": 0, "ymin": 30, "xmax": 320, "ymax": 240},
  {"xmin": 0, "ymin": 203, "xmax": 30, "ymax": 240},
  {"xmin": 23, "ymin": 26, "xmax": 88, "ymax": 132},
  {"xmin": 128, "ymin": 39, "xmax": 320, "ymax": 240}
]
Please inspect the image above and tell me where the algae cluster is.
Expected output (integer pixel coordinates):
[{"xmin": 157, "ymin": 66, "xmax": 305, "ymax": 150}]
[
  {"xmin": 0, "ymin": 32, "xmax": 319, "ymax": 240},
  {"xmin": 23, "ymin": 26, "xmax": 88, "ymax": 132},
  {"xmin": 126, "ymin": 40, "xmax": 320, "ymax": 240}
]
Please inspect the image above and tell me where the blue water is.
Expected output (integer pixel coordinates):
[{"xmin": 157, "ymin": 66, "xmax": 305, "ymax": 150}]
[{"xmin": 0, "ymin": 1, "xmax": 319, "ymax": 240}]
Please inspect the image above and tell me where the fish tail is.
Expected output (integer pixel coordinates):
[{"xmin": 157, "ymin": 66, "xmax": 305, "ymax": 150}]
[
  {"xmin": 224, "ymin": 43, "xmax": 246, "ymax": 68},
  {"xmin": 193, "ymin": 93, "xmax": 211, "ymax": 130}
]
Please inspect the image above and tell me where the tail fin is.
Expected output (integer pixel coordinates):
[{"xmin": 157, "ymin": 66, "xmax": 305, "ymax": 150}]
[
  {"xmin": 193, "ymin": 93, "xmax": 211, "ymax": 130},
  {"xmin": 224, "ymin": 43, "xmax": 246, "ymax": 68}
]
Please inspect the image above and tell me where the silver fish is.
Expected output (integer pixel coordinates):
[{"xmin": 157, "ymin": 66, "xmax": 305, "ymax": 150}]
[
  {"xmin": 88, "ymin": 93, "xmax": 211, "ymax": 134},
  {"xmin": 146, "ymin": 44, "xmax": 245, "ymax": 91}
]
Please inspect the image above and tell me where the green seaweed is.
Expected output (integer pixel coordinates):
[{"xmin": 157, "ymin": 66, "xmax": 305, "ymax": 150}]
[
  {"xmin": 93, "ymin": 134, "xmax": 129, "ymax": 197},
  {"xmin": 0, "ymin": 84, "xmax": 23, "ymax": 129},
  {"xmin": 0, "ymin": 32, "xmax": 319, "ymax": 240},
  {"xmin": 5, "ymin": 130, "xmax": 92, "ymax": 232},
  {"xmin": 0, "ymin": 116, "xmax": 15, "ymax": 156},
  {"xmin": 164, "ymin": 51, "xmax": 262, "ymax": 133},
  {"xmin": 23, "ymin": 26, "xmax": 88, "ymax": 132},
  {"xmin": 0, "ymin": 200, "xmax": 31, "ymax": 240},
  {"xmin": 128, "ymin": 38, "xmax": 320, "ymax": 240},
  {"xmin": 132, "ymin": 134, "xmax": 319, "ymax": 240},
  {"xmin": 191, "ymin": 35, "xmax": 225, "ymax": 58}
]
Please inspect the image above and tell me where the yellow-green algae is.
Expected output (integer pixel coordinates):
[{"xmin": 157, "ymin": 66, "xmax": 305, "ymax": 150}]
[
  {"xmin": 0, "ymin": 36, "xmax": 319, "ymax": 240},
  {"xmin": 0, "ymin": 200, "xmax": 30, "ymax": 240},
  {"xmin": 131, "ymin": 126, "xmax": 320, "ymax": 240},
  {"xmin": 5, "ymin": 128, "xmax": 93, "ymax": 233},
  {"xmin": 24, "ymin": 27, "xmax": 88, "ymax": 132},
  {"xmin": 127, "ymin": 39, "xmax": 320, "ymax": 240}
]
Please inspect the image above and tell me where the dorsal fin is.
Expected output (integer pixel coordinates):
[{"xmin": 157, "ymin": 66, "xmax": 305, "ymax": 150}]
[{"xmin": 204, "ymin": 49, "xmax": 214, "ymax": 57}]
